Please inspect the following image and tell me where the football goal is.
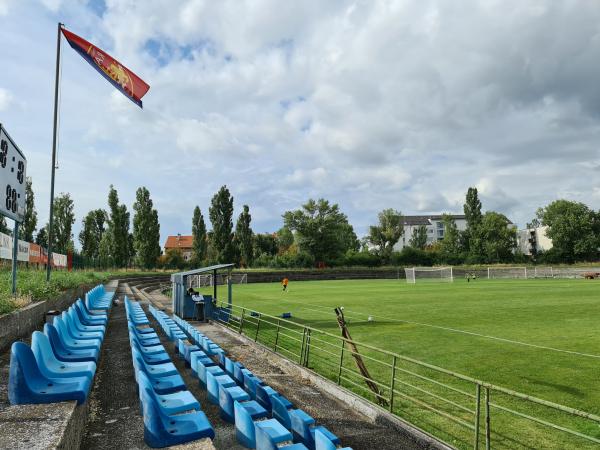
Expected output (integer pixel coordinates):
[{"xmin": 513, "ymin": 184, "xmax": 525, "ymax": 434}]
[
  {"xmin": 486, "ymin": 267, "xmax": 527, "ymax": 279},
  {"xmin": 190, "ymin": 273, "xmax": 248, "ymax": 287},
  {"xmin": 405, "ymin": 267, "xmax": 454, "ymax": 283}
]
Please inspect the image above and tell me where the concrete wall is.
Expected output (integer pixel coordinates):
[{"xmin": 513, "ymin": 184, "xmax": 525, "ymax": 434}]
[{"xmin": 0, "ymin": 284, "xmax": 92, "ymax": 353}]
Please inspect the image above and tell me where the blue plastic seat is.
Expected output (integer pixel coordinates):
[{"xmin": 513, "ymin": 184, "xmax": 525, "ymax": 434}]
[
  {"xmin": 141, "ymin": 386, "xmax": 214, "ymax": 448},
  {"xmin": 67, "ymin": 308, "xmax": 105, "ymax": 335},
  {"xmin": 79, "ymin": 296, "xmax": 109, "ymax": 317},
  {"xmin": 8, "ymin": 342, "xmax": 91, "ymax": 405},
  {"xmin": 138, "ymin": 371, "xmax": 200, "ymax": 415},
  {"xmin": 44, "ymin": 324, "xmax": 98, "ymax": 362},
  {"xmin": 256, "ymin": 424, "xmax": 309, "ymax": 450},
  {"xmin": 31, "ymin": 331, "xmax": 96, "ymax": 380},
  {"xmin": 234, "ymin": 400, "xmax": 292, "ymax": 449},
  {"xmin": 132, "ymin": 347, "xmax": 178, "ymax": 377},
  {"xmin": 219, "ymin": 384, "xmax": 267, "ymax": 423},
  {"xmin": 245, "ymin": 374, "xmax": 265, "ymax": 400},
  {"xmin": 132, "ymin": 353, "xmax": 185, "ymax": 395},
  {"xmin": 256, "ymin": 384, "xmax": 293, "ymax": 412},
  {"xmin": 198, "ymin": 362, "xmax": 225, "ymax": 390},
  {"xmin": 62, "ymin": 312, "xmax": 104, "ymax": 340},
  {"xmin": 206, "ymin": 371, "xmax": 236, "ymax": 404},
  {"xmin": 190, "ymin": 350, "xmax": 215, "ymax": 377},
  {"xmin": 53, "ymin": 317, "xmax": 101, "ymax": 351},
  {"xmin": 224, "ymin": 356, "xmax": 236, "ymax": 377},
  {"xmin": 234, "ymin": 362, "xmax": 249, "ymax": 385},
  {"xmin": 131, "ymin": 340, "xmax": 171, "ymax": 365},
  {"xmin": 291, "ymin": 409, "xmax": 339, "ymax": 450},
  {"xmin": 314, "ymin": 429, "xmax": 352, "ymax": 450},
  {"xmin": 74, "ymin": 301, "xmax": 107, "ymax": 326}
]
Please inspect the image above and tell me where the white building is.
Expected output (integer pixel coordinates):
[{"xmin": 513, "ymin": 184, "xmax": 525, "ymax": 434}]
[
  {"xmin": 516, "ymin": 226, "xmax": 553, "ymax": 256},
  {"xmin": 394, "ymin": 215, "xmax": 468, "ymax": 251}
]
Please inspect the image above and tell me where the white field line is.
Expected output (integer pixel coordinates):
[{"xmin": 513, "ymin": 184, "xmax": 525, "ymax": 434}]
[{"xmin": 271, "ymin": 298, "xmax": 600, "ymax": 360}]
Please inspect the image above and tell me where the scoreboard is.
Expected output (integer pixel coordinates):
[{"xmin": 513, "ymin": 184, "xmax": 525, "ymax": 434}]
[{"xmin": 0, "ymin": 124, "xmax": 27, "ymax": 223}]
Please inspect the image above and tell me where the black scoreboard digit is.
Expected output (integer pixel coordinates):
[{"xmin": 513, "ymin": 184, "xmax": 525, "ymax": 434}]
[{"xmin": 0, "ymin": 124, "xmax": 27, "ymax": 223}]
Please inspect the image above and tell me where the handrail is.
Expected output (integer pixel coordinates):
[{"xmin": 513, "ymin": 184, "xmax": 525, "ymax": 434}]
[{"xmin": 215, "ymin": 301, "xmax": 600, "ymax": 448}]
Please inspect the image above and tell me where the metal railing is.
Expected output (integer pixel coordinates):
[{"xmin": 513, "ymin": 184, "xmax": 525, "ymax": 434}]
[{"xmin": 214, "ymin": 302, "xmax": 600, "ymax": 449}]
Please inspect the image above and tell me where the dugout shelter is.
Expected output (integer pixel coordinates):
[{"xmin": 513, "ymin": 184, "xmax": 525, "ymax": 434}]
[{"xmin": 171, "ymin": 263, "xmax": 234, "ymax": 321}]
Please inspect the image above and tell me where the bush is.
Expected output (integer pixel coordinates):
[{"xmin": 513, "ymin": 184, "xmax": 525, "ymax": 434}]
[
  {"xmin": 391, "ymin": 247, "xmax": 437, "ymax": 266},
  {"xmin": 342, "ymin": 251, "xmax": 381, "ymax": 267}
]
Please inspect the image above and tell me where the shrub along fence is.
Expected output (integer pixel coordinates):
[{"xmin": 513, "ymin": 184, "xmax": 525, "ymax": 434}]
[{"xmin": 214, "ymin": 302, "xmax": 600, "ymax": 450}]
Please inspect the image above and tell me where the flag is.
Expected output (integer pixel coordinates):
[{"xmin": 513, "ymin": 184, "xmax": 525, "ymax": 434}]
[{"xmin": 61, "ymin": 27, "xmax": 150, "ymax": 107}]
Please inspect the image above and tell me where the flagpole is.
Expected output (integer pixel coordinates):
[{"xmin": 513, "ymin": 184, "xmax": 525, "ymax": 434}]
[{"xmin": 46, "ymin": 22, "xmax": 63, "ymax": 282}]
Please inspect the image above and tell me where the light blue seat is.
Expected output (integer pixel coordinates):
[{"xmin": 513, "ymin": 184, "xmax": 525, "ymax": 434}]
[
  {"xmin": 234, "ymin": 362, "xmax": 250, "ymax": 385},
  {"xmin": 54, "ymin": 317, "xmax": 101, "ymax": 351},
  {"xmin": 77, "ymin": 298, "xmax": 108, "ymax": 319},
  {"xmin": 256, "ymin": 384, "xmax": 293, "ymax": 412},
  {"xmin": 8, "ymin": 342, "xmax": 91, "ymax": 405},
  {"xmin": 132, "ymin": 351, "xmax": 185, "ymax": 395},
  {"xmin": 234, "ymin": 400, "xmax": 292, "ymax": 449},
  {"xmin": 225, "ymin": 357, "xmax": 236, "ymax": 378},
  {"xmin": 219, "ymin": 384, "xmax": 267, "ymax": 423},
  {"xmin": 31, "ymin": 331, "xmax": 96, "ymax": 380},
  {"xmin": 206, "ymin": 371, "xmax": 236, "ymax": 404},
  {"xmin": 141, "ymin": 386, "xmax": 214, "ymax": 448},
  {"xmin": 131, "ymin": 340, "xmax": 171, "ymax": 365},
  {"xmin": 256, "ymin": 424, "xmax": 309, "ymax": 450},
  {"xmin": 198, "ymin": 362, "xmax": 225, "ymax": 390},
  {"xmin": 44, "ymin": 324, "xmax": 98, "ymax": 362},
  {"xmin": 67, "ymin": 308, "xmax": 105, "ymax": 335},
  {"xmin": 138, "ymin": 371, "xmax": 200, "ymax": 415},
  {"xmin": 132, "ymin": 347, "xmax": 178, "ymax": 377},
  {"xmin": 62, "ymin": 312, "xmax": 104, "ymax": 340},
  {"xmin": 315, "ymin": 429, "xmax": 352, "ymax": 450},
  {"xmin": 190, "ymin": 350, "xmax": 215, "ymax": 377},
  {"xmin": 74, "ymin": 300, "xmax": 107, "ymax": 326},
  {"xmin": 129, "ymin": 332, "xmax": 167, "ymax": 355},
  {"xmin": 245, "ymin": 374, "xmax": 265, "ymax": 400},
  {"xmin": 290, "ymin": 408, "xmax": 339, "ymax": 450}
]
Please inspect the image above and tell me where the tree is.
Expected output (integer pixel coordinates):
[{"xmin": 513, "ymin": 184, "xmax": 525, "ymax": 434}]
[
  {"xmin": 192, "ymin": 206, "xmax": 207, "ymax": 264},
  {"xmin": 340, "ymin": 222, "xmax": 360, "ymax": 253},
  {"xmin": 235, "ymin": 205, "xmax": 253, "ymax": 267},
  {"xmin": 283, "ymin": 198, "xmax": 354, "ymax": 263},
  {"xmin": 79, "ymin": 209, "xmax": 106, "ymax": 259},
  {"xmin": 107, "ymin": 185, "xmax": 130, "ymax": 267},
  {"xmin": 19, "ymin": 177, "xmax": 37, "ymax": 242},
  {"xmin": 51, "ymin": 193, "xmax": 75, "ymax": 254},
  {"xmin": 276, "ymin": 227, "xmax": 294, "ymax": 254},
  {"xmin": 36, "ymin": 225, "xmax": 48, "ymax": 248},
  {"xmin": 409, "ymin": 225, "xmax": 428, "ymax": 249},
  {"xmin": 254, "ymin": 233, "xmax": 278, "ymax": 259},
  {"xmin": 367, "ymin": 209, "xmax": 403, "ymax": 262},
  {"xmin": 463, "ymin": 187, "xmax": 483, "ymax": 253},
  {"xmin": 477, "ymin": 212, "xmax": 517, "ymax": 263},
  {"xmin": 439, "ymin": 214, "xmax": 462, "ymax": 262},
  {"xmin": 132, "ymin": 187, "xmax": 161, "ymax": 269},
  {"xmin": 209, "ymin": 186, "xmax": 235, "ymax": 262},
  {"xmin": 464, "ymin": 187, "xmax": 482, "ymax": 228},
  {"xmin": 537, "ymin": 200, "xmax": 599, "ymax": 262},
  {"xmin": 0, "ymin": 216, "xmax": 7, "ymax": 234}
]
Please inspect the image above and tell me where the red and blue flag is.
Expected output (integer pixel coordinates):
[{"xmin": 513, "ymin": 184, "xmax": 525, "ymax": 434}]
[{"xmin": 61, "ymin": 27, "xmax": 150, "ymax": 107}]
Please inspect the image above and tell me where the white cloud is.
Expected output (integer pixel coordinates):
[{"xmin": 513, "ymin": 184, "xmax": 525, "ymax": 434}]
[{"xmin": 1, "ymin": 0, "xmax": 600, "ymax": 246}]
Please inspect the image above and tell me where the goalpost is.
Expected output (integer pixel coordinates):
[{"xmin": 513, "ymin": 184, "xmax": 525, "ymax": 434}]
[
  {"xmin": 191, "ymin": 273, "xmax": 248, "ymax": 287},
  {"xmin": 486, "ymin": 267, "xmax": 527, "ymax": 279},
  {"xmin": 405, "ymin": 267, "xmax": 454, "ymax": 283}
]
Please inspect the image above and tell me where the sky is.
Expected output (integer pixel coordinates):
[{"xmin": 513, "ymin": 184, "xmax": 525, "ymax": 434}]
[{"xmin": 1, "ymin": 0, "xmax": 600, "ymax": 247}]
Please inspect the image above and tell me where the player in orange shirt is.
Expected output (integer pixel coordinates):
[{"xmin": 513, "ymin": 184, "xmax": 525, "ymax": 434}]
[{"xmin": 282, "ymin": 277, "xmax": 289, "ymax": 292}]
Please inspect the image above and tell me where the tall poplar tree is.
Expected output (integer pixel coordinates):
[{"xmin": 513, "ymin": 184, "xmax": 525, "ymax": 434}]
[
  {"xmin": 107, "ymin": 185, "xmax": 130, "ymax": 267},
  {"xmin": 209, "ymin": 186, "xmax": 235, "ymax": 263},
  {"xmin": 19, "ymin": 177, "xmax": 37, "ymax": 242},
  {"xmin": 52, "ymin": 193, "xmax": 75, "ymax": 254},
  {"xmin": 192, "ymin": 206, "xmax": 207, "ymax": 264},
  {"xmin": 133, "ymin": 187, "xmax": 161, "ymax": 269},
  {"xmin": 79, "ymin": 209, "xmax": 106, "ymax": 259},
  {"xmin": 235, "ymin": 205, "xmax": 253, "ymax": 267}
]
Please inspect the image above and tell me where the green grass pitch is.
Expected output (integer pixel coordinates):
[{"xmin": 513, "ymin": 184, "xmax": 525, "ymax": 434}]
[{"xmin": 213, "ymin": 278, "xmax": 600, "ymax": 449}]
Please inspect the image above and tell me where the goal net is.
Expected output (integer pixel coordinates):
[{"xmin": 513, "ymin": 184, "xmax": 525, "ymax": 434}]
[
  {"xmin": 487, "ymin": 267, "xmax": 527, "ymax": 279},
  {"xmin": 188, "ymin": 273, "xmax": 247, "ymax": 288},
  {"xmin": 405, "ymin": 267, "xmax": 454, "ymax": 283}
]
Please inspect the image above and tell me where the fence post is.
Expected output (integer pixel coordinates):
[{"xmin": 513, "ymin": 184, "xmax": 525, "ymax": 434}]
[
  {"xmin": 238, "ymin": 308, "xmax": 245, "ymax": 334},
  {"xmin": 485, "ymin": 387, "xmax": 490, "ymax": 450},
  {"xmin": 474, "ymin": 384, "xmax": 481, "ymax": 450},
  {"xmin": 304, "ymin": 329, "xmax": 312, "ymax": 367},
  {"xmin": 274, "ymin": 319, "xmax": 281, "ymax": 352},
  {"xmin": 254, "ymin": 314, "xmax": 261, "ymax": 342},
  {"xmin": 389, "ymin": 355, "xmax": 397, "ymax": 412},
  {"xmin": 337, "ymin": 339, "xmax": 345, "ymax": 385},
  {"xmin": 299, "ymin": 328, "xmax": 307, "ymax": 364}
]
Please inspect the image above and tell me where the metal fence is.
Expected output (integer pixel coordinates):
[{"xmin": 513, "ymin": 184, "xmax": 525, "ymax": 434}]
[{"xmin": 214, "ymin": 302, "xmax": 600, "ymax": 449}]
